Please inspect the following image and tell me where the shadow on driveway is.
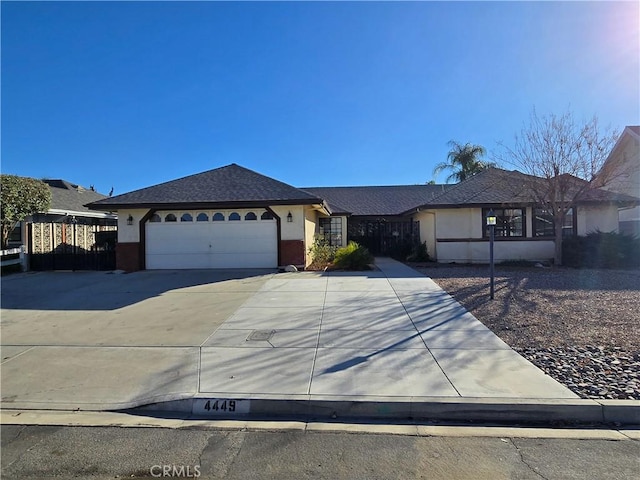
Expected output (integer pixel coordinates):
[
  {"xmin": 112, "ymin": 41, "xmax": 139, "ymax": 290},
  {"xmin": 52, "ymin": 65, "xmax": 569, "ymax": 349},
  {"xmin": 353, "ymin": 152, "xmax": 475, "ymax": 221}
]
[{"xmin": 1, "ymin": 269, "xmax": 276, "ymax": 311}]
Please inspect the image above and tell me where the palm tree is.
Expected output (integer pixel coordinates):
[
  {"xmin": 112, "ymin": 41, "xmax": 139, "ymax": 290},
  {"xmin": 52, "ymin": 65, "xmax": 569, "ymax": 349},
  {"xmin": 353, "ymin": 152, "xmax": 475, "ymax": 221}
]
[{"xmin": 433, "ymin": 141, "xmax": 494, "ymax": 183}]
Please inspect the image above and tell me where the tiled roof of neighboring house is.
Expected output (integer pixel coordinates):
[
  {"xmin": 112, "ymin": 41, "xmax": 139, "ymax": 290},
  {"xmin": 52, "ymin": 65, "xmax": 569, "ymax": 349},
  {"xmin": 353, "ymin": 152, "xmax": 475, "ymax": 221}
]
[
  {"xmin": 301, "ymin": 185, "xmax": 450, "ymax": 216},
  {"xmin": 43, "ymin": 179, "xmax": 112, "ymax": 215},
  {"xmin": 627, "ymin": 126, "xmax": 640, "ymax": 136},
  {"xmin": 406, "ymin": 168, "xmax": 639, "ymax": 212},
  {"xmin": 562, "ymin": 174, "xmax": 640, "ymax": 204},
  {"xmin": 88, "ymin": 164, "xmax": 325, "ymax": 210}
]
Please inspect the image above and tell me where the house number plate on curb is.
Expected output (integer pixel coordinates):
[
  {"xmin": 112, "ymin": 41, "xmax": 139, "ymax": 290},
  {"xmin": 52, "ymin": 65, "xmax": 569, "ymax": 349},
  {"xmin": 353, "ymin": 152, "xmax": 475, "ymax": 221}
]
[{"xmin": 193, "ymin": 399, "xmax": 250, "ymax": 415}]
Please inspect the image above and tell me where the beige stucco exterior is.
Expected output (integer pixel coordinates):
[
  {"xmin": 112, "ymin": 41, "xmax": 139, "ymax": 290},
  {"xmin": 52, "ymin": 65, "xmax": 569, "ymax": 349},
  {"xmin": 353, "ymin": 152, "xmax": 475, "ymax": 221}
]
[
  {"xmin": 115, "ymin": 205, "xmax": 318, "ymax": 268},
  {"xmin": 414, "ymin": 204, "xmax": 620, "ymax": 264},
  {"xmin": 577, "ymin": 204, "xmax": 619, "ymax": 236},
  {"xmin": 269, "ymin": 205, "xmax": 304, "ymax": 241},
  {"xmin": 116, "ymin": 208, "xmax": 151, "ymax": 243},
  {"xmin": 600, "ymin": 128, "xmax": 640, "ymax": 197},
  {"xmin": 415, "ymin": 211, "xmax": 436, "ymax": 260},
  {"xmin": 436, "ymin": 239, "xmax": 556, "ymax": 264},
  {"xmin": 597, "ymin": 127, "xmax": 640, "ymax": 235},
  {"xmin": 304, "ymin": 207, "xmax": 319, "ymax": 266}
]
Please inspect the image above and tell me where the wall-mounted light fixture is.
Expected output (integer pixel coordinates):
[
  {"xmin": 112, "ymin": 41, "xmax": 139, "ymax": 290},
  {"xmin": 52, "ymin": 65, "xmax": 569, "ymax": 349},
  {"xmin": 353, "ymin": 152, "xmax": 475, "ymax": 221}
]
[
  {"xmin": 287, "ymin": 211, "xmax": 293, "ymax": 223},
  {"xmin": 127, "ymin": 214, "xmax": 134, "ymax": 226}
]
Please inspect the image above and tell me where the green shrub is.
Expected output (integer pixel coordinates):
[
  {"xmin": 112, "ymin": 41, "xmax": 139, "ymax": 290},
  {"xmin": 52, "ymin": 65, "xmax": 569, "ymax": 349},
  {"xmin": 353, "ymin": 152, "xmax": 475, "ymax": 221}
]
[
  {"xmin": 333, "ymin": 241, "xmax": 373, "ymax": 270},
  {"xmin": 308, "ymin": 236, "xmax": 337, "ymax": 266},
  {"xmin": 406, "ymin": 242, "xmax": 430, "ymax": 262},
  {"xmin": 562, "ymin": 231, "xmax": 640, "ymax": 268}
]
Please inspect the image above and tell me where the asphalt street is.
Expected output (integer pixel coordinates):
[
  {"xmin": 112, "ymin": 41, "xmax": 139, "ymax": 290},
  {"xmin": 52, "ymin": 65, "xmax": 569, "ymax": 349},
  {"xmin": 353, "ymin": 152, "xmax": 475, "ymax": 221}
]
[{"xmin": 1, "ymin": 424, "xmax": 639, "ymax": 479}]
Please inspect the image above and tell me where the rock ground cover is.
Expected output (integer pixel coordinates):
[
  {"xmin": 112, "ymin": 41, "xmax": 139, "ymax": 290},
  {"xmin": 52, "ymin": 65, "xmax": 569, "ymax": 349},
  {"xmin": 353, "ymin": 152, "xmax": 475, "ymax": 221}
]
[{"xmin": 410, "ymin": 263, "xmax": 640, "ymax": 400}]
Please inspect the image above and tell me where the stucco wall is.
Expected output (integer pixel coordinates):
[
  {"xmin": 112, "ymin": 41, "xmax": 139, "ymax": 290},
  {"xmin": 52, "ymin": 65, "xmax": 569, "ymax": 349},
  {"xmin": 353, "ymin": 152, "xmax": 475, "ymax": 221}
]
[
  {"xmin": 117, "ymin": 209, "xmax": 151, "ymax": 243},
  {"xmin": 601, "ymin": 133, "xmax": 640, "ymax": 196},
  {"xmin": 578, "ymin": 204, "xmax": 619, "ymax": 235},
  {"xmin": 415, "ymin": 211, "xmax": 436, "ymax": 260},
  {"xmin": 436, "ymin": 240, "xmax": 555, "ymax": 264},
  {"xmin": 432, "ymin": 206, "xmax": 552, "ymax": 263},
  {"xmin": 304, "ymin": 207, "xmax": 318, "ymax": 267},
  {"xmin": 270, "ymin": 205, "xmax": 305, "ymax": 241},
  {"xmin": 435, "ymin": 208, "xmax": 482, "ymax": 239}
]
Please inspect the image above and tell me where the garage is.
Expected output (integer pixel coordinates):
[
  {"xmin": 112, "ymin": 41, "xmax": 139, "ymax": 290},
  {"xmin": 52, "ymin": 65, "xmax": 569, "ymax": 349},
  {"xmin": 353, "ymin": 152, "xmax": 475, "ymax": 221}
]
[
  {"xmin": 146, "ymin": 210, "xmax": 278, "ymax": 269},
  {"xmin": 86, "ymin": 164, "xmax": 330, "ymax": 272}
]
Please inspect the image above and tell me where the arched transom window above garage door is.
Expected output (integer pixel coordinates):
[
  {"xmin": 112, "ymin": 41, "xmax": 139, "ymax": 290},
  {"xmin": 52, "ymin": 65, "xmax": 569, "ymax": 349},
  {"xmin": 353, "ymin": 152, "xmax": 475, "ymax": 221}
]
[{"xmin": 148, "ymin": 210, "xmax": 277, "ymax": 222}]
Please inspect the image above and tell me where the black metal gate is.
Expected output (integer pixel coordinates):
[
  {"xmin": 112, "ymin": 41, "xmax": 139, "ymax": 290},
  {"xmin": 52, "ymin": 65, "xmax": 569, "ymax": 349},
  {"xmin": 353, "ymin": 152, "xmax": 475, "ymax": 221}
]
[{"xmin": 347, "ymin": 218, "xmax": 420, "ymax": 256}]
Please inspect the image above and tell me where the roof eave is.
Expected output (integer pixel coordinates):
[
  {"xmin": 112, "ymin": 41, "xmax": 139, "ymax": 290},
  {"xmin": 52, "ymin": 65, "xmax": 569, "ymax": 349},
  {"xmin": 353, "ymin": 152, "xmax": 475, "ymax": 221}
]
[{"xmin": 85, "ymin": 198, "xmax": 325, "ymax": 211}]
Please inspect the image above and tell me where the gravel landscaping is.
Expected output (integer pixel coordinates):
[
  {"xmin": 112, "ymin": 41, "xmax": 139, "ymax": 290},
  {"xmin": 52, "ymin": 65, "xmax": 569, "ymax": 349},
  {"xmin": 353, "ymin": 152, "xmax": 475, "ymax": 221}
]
[{"xmin": 409, "ymin": 263, "xmax": 640, "ymax": 400}]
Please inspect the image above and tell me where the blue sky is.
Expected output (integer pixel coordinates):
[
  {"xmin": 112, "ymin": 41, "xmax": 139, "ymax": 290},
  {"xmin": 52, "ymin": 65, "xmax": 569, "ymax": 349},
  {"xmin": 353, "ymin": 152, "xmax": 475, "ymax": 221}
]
[{"xmin": 2, "ymin": 1, "xmax": 638, "ymax": 195}]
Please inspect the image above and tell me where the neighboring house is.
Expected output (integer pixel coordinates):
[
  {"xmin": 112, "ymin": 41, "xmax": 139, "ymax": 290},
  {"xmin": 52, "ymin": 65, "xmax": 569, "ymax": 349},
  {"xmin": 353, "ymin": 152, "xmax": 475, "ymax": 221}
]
[
  {"xmin": 12, "ymin": 180, "xmax": 117, "ymax": 270},
  {"xmin": 87, "ymin": 163, "xmax": 638, "ymax": 271},
  {"xmin": 595, "ymin": 126, "xmax": 640, "ymax": 236}
]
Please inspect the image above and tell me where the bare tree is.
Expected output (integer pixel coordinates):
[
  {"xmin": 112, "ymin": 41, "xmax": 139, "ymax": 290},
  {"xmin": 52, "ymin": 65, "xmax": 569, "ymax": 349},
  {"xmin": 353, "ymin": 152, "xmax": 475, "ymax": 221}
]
[{"xmin": 496, "ymin": 109, "xmax": 619, "ymax": 265}]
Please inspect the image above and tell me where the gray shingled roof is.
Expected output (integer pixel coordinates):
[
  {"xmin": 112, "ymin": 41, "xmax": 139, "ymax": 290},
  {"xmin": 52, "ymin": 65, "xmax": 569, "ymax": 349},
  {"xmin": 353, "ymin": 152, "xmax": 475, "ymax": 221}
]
[
  {"xmin": 88, "ymin": 164, "xmax": 324, "ymax": 210},
  {"xmin": 44, "ymin": 179, "xmax": 111, "ymax": 214},
  {"xmin": 87, "ymin": 164, "xmax": 638, "ymax": 216},
  {"xmin": 301, "ymin": 185, "xmax": 450, "ymax": 216},
  {"xmin": 406, "ymin": 168, "xmax": 639, "ymax": 212}
]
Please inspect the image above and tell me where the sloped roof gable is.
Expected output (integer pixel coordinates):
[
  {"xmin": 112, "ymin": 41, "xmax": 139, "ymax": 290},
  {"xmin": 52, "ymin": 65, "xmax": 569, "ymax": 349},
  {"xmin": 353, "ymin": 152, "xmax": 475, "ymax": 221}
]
[{"xmin": 89, "ymin": 164, "xmax": 323, "ymax": 209}]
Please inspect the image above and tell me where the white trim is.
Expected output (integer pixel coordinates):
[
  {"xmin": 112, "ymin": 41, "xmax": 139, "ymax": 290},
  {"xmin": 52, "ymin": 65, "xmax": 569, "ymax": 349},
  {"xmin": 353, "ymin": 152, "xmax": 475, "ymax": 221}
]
[{"xmin": 48, "ymin": 208, "xmax": 117, "ymax": 220}]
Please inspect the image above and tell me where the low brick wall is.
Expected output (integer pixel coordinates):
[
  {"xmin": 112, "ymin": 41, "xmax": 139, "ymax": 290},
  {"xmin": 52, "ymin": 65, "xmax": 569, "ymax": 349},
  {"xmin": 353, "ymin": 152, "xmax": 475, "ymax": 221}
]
[
  {"xmin": 280, "ymin": 240, "xmax": 305, "ymax": 267},
  {"xmin": 116, "ymin": 242, "xmax": 140, "ymax": 272}
]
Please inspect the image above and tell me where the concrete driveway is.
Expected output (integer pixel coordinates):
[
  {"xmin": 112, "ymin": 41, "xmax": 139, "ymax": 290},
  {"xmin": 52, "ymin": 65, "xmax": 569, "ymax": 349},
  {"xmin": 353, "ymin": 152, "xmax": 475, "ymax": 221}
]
[{"xmin": 1, "ymin": 259, "xmax": 577, "ymax": 414}]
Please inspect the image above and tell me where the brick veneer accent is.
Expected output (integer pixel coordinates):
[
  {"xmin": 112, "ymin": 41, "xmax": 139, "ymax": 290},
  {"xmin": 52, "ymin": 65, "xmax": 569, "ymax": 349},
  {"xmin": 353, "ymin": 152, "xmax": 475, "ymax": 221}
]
[
  {"xmin": 280, "ymin": 240, "xmax": 305, "ymax": 267},
  {"xmin": 116, "ymin": 242, "xmax": 140, "ymax": 272}
]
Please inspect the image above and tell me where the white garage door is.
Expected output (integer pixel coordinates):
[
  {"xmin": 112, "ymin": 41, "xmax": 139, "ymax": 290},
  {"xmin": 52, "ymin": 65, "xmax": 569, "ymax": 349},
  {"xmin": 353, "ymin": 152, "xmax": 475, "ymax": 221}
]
[{"xmin": 146, "ymin": 210, "xmax": 278, "ymax": 269}]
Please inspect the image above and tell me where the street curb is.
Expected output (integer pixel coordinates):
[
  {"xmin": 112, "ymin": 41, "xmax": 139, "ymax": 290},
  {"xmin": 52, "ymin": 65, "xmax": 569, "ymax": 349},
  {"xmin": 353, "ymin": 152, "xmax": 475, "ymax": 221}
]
[
  {"xmin": 129, "ymin": 395, "xmax": 640, "ymax": 426},
  {"xmin": 3, "ymin": 410, "xmax": 637, "ymax": 440}
]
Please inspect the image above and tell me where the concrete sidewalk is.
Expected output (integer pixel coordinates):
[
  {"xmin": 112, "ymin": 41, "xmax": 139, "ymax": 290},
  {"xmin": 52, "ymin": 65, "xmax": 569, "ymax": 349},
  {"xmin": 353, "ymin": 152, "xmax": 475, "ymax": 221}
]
[{"xmin": 2, "ymin": 259, "xmax": 638, "ymax": 424}]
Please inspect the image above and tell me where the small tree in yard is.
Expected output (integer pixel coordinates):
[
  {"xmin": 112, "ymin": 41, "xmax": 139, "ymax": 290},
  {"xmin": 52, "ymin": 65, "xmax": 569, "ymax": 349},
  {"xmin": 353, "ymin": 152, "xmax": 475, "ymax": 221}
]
[
  {"xmin": 496, "ymin": 109, "xmax": 619, "ymax": 265},
  {"xmin": 1, "ymin": 175, "xmax": 51, "ymax": 249}
]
